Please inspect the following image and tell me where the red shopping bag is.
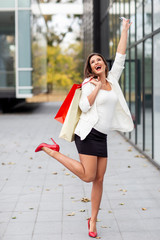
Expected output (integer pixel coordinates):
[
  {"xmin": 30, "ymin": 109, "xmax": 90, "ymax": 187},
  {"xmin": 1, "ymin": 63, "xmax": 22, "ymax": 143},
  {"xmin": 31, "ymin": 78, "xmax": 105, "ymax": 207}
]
[
  {"xmin": 54, "ymin": 83, "xmax": 82, "ymax": 124},
  {"xmin": 54, "ymin": 78, "xmax": 92, "ymax": 124}
]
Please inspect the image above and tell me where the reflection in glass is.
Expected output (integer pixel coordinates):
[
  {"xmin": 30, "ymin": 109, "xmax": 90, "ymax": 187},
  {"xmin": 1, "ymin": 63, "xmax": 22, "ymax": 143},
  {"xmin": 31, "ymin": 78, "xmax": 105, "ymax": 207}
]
[
  {"xmin": 121, "ymin": 71, "xmax": 125, "ymax": 96},
  {"xmin": 130, "ymin": 47, "xmax": 135, "ymax": 142},
  {"xmin": 125, "ymin": 51, "xmax": 129, "ymax": 104},
  {"xmin": 136, "ymin": 0, "xmax": 143, "ymax": 40},
  {"xmin": 0, "ymin": 12, "xmax": 15, "ymax": 88},
  {"xmin": 113, "ymin": 1, "xmax": 116, "ymax": 56},
  {"xmin": 19, "ymin": 89, "xmax": 32, "ymax": 94},
  {"xmin": 18, "ymin": 0, "xmax": 30, "ymax": 7},
  {"xmin": 154, "ymin": 33, "xmax": 160, "ymax": 163},
  {"xmin": 124, "ymin": 50, "xmax": 130, "ymax": 139},
  {"xmin": 19, "ymin": 71, "xmax": 31, "ymax": 86},
  {"xmin": 144, "ymin": 0, "xmax": 152, "ymax": 35},
  {"xmin": 137, "ymin": 43, "xmax": 143, "ymax": 150},
  {"xmin": 109, "ymin": 5, "xmax": 113, "ymax": 57},
  {"xmin": 18, "ymin": 11, "xmax": 31, "ymax": 68},
  {"xmin": 32, "ymin": 9, "xmax": 47, "ymax": 94},
  {"xmin": 144, "ymin": 38, "xmax": 152, "ymax": 156},
  {"xmin": 130, "ymin": 0, "xmax": 135, "ymax": 44},
  {"xmin": 0, "ymin": 0, "xmax": 15, "ymax": 8},
  {"xmin": 153, "ymin": 0, "xmax": 160, "ymax": 30}
]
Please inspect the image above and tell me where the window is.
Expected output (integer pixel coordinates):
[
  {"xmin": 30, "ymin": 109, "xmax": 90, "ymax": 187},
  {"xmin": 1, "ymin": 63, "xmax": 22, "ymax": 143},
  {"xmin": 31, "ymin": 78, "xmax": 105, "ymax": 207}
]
[
  {"xmin": 137, "ymin": 43, "xmax": 143, "ymax": 150},
  {"xmin": 0, "ymin": 12, "xmax": 15, "ymax": 88},
  {"xmin": 144, "ymin": 38, "xmax": 152, "ymax": 156},
  {"xmin": 154, "ymin": 33, "xmax": 160, "ymax": 163}
]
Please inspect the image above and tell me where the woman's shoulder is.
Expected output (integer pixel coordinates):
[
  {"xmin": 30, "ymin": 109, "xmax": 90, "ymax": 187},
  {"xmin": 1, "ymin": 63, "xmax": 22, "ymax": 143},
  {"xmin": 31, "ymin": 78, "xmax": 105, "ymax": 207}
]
[
  {"xmin": 82, "ymin": 77, "xmax": 91, "ymax": 84},
  {"xmin": 82, "ymin": 77, "xmax": 93, "ymax": 87}
]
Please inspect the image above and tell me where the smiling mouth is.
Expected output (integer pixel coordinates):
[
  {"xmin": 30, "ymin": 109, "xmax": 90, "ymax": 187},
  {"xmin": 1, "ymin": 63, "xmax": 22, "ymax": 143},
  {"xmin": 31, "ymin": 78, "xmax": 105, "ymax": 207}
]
[{"xmin": 95, "ymin": 66, "xmax": 101, "ymax": 71}]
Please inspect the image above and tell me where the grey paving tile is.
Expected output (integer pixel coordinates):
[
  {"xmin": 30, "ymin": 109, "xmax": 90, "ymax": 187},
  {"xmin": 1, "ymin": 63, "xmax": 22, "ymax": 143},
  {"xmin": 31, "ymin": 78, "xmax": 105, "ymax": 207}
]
[
  {"xmin": 62, "ymin": 220, "xmax": 87, "ymax": 234},
  {"xmin": 121, "ymin": 231, "xmax": 151, "ymax": 240},
  {"xmin": 137, "ymin": 207, "xmax": 160, "ymax": 218},
  {"xmin": 33, "ymin": 221, "xmax": 61, "ymax": 234},
  {"xmin": 0, "ymin": 202, "xmax": 16, "ymax": 212},
  {"xmin": 108, "ymin": 198, "xmax": 135, "ymax": 210},
  {"xmin": 132, "ymin": 198, "xmax": 160, "ymax": 208},
  {"xmin": 0, "ymin": 212, "xmax": 12, "ymax": 223},
  {"xmin": 150, "ymin": 231, "xmax": 160, "ymax": 240},
  {"xmin": 117, "ymin": 219, "xmax": 146, "ymax": 232},
  {"xmin": 61, "ymin": 233, "xmax": 90, "ymax": 240},
  {"xmin": 36, "ymin": 210, "xmax": 62, "ymax": 222},
  {"xmin": 10, "ymin": 211, "xmax": 37, "ymax": 223},
  {"xmin": 63, "ymin": 210, "xmax": 88, "ymax": 222},
  {"xmin": 3, "ymin": 235, "xmax": 32, "ymax": 240},
  {"xmin": 14, "ymin": 201, "xmax": 39, "ymax": 212},
  {"xmin": 141, "ymin": 218, "xmax": 160, "ymax": 230},
  {"xmin": 0, "ymin": 186, "xmax": 22, "ymax": 195},
  {"xmin": 98, "ymin": 209, "xmax": 115, "ymax": 220},
  {"xmin": 40, "ymin": 192, "xmax": 62, "ymax": 202},
  {"xmin": 32, "ymin": 234, "xmax": 61, "ymax": 240},
  {"xmin": 0, "ymin": 223, "xmax": 8, "ymax": 239},
  {"xmin": 97, "ymin": 219, "xmax": 120, "ymax": 232},
  {"xmin": 97, "ymin": 231, "xmax": 123, "ymax": 240},
  {"xmin": 4, "ymin": 222, "xmax": 34, "ymax": 235},
  {"xmin": 39, "ymin": 201, "xmax": 62, "ymax": 211},
  {"xmin": 113, "ymin": 208, "xmax": 140, "ymax": 220}
]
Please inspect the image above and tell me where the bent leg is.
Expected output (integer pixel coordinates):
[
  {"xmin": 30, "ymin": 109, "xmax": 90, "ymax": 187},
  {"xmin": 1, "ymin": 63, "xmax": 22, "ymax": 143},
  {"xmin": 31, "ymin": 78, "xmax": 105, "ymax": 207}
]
[
  {"xmin": 90, "ymin": 156, "xmax": 107, "ymax": 232},
  {"xmin": 42, "ymin": 147, "xmax": 97, "ymax": 182}
]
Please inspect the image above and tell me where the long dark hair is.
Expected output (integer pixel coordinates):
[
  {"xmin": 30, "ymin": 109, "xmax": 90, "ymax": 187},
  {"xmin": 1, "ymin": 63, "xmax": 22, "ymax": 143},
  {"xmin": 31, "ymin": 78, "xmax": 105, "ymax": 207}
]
[{"xmin": 84, "ymin": 53, "xmax": 109, "ymax": 79}]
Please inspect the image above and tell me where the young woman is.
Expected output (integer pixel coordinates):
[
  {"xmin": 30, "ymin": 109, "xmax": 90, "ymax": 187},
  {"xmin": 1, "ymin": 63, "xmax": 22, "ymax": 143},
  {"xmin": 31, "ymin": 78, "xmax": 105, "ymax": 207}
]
[{"xmin": 35, "ymin": 19, "xmax": 133, "ymax": 238}]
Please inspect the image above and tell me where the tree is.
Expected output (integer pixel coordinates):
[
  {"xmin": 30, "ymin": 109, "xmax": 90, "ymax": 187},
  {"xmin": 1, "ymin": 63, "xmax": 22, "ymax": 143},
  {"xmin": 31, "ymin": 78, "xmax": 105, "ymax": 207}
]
[{"xmin": 47, "ymin": 41, "xmax": 83, "ymax": 92}]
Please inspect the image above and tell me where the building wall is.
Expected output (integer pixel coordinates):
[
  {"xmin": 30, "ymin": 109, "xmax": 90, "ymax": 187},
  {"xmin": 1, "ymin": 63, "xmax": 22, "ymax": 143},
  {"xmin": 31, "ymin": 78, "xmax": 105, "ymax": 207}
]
[
  {"xmin": 83, "ymin": 0, "xmax": 94, "ymax": 61},
  {"xmin": 83, "ymin": 0, "xmax": 160, "ymax": 167},
  {"xmin": 0, "ymin": 0, "xmax": 47, "ymax": 100}
]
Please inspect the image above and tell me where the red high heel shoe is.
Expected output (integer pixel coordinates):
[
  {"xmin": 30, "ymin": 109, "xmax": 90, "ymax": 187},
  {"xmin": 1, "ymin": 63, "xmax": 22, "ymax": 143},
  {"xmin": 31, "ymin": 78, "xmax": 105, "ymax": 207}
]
[
  {"xmin": 88, "ymin": 218, "xmax": 97, "ymax": 238},
  {"xmin": 35, "ymin": 138, "xmax": 60, "ymax": 152}
]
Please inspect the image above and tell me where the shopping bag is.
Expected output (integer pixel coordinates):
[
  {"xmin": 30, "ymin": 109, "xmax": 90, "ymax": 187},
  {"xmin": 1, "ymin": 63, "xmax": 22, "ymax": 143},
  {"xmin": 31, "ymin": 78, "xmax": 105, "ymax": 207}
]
[
  {"xmin": 54, "ymin": 84, "xmax": 81, "ymax": 124},
  {"xmin": 54, "ymin": 78, "xmax": 92, "ymax": 124},
  {"xmin": 59, "ymin": 88, "xmax": 82, "ymax": 142}
]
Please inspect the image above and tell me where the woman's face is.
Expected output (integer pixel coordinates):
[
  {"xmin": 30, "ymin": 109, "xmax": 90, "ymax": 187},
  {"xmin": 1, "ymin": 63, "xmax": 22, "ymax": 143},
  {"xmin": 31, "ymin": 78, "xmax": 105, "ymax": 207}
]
[{"xmin": 89, "ymin": 55, "xmax": 106, "ymax": 76}]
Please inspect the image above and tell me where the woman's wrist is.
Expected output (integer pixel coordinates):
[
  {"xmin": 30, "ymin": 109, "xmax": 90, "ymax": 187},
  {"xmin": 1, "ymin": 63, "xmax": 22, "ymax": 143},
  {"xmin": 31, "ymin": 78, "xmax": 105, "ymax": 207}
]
[
  {"xmin": 121, "ymin": 28, "xmax": 128, "ymax": 34},
  {"xmin": 97, "ymin": 82, "xmax": 102, "ymax": 90}
]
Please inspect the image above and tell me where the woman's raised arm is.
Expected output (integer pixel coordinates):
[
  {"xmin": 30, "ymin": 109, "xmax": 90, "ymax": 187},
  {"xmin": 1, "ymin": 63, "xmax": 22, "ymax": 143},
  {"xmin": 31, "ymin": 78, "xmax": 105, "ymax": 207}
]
[{"xmin": 117, "ymin": 19, "xmax": 132, "ymax": 55}]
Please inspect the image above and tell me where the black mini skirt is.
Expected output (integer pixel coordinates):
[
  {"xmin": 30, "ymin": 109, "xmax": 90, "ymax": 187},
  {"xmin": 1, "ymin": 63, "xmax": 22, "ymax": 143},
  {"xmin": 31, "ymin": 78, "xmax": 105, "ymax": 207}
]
[{"xmin": 75, "ymin": 128, "xmax": 108, "ymax": 158}]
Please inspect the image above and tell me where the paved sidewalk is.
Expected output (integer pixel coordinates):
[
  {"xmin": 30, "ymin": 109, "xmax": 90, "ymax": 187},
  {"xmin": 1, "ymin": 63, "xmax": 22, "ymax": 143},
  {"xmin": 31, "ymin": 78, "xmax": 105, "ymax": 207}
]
[{"xmin": 0, "ymin": 102, "xmax": 160, "ymax": 240}]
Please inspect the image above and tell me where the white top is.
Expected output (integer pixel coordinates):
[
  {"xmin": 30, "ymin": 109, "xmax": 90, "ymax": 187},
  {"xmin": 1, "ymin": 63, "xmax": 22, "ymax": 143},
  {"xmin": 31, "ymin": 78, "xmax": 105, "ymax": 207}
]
[
  {"xmin": 74, "ymin": 52, "xmax": 134, "ymax": 140},
  {"xmin": 94, "ymin": 89, "xmax": 118, "ymax": 134}
]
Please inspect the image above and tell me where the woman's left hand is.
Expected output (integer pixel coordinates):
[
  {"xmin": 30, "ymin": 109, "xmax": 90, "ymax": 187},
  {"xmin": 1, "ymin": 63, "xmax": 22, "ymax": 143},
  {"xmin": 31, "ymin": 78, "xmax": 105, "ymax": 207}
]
[
  {"xmin": 122, "ymin": 19, "xmax": 132, "ymax": 31},
  {"xmin": 90, "ymin": 77, "xmax": 102, "ymax": 89}
]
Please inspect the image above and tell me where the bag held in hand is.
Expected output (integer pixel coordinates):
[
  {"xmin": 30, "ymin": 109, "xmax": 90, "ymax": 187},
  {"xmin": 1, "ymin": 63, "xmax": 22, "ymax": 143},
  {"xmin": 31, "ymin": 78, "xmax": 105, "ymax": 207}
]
[
  {"xmin": 55, "ymin": 78, "xmax": 92, "ymax": 142},
  {"xmin": 59, "ymin": 88, "xmax": 82, "ymax": 142},
  {"xmin": 54, "ymin": 84, "xmax": 81, "ymax": 124}
]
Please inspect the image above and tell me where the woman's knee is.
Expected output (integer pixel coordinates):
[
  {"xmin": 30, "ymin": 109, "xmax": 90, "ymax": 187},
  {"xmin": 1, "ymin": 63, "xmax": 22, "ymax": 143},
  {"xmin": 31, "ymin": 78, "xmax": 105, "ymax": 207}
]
[
  {"xmin": 83, "ymin": 174, "xmax": 96, "ymax": 183},
  {"xmin": 94, "ymin": 175, "xmax": 104, "ymax": 184}
]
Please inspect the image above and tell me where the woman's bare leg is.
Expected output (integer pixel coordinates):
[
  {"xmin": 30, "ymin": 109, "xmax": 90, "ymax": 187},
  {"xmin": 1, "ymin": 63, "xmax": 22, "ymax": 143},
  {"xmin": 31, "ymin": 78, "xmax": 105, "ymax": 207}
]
[
  {"xmin": 42, "ymin": 147, "xmax": 97, "ymax": 182},
  {"xmin": 90, "ymin": 157, "xmax": 107, "ymax": 232}
]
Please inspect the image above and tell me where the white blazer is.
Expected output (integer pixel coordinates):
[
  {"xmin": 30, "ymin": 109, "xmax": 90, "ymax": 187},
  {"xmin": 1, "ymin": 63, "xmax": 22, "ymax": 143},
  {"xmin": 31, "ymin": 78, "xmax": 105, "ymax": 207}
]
[{"xmin": 74, "ymin": 52, "xmax": 134, "ymax": 140}]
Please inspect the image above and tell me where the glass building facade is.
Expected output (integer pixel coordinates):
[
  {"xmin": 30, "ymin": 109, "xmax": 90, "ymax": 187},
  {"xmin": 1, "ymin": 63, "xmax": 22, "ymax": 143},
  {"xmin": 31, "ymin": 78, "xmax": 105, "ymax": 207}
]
[
  {"xmin": 83, "ymin": 0, "xmax": 160, "ymax": 167},
  {"xmin": 0, "ymin": 0, "xmax": 47, "ymax": 101}
]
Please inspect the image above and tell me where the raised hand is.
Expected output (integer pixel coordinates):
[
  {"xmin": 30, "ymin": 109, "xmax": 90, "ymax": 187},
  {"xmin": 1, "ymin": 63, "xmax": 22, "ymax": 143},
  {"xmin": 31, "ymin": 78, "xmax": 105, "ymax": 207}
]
[{"xmin": 122, "ymin": 18, "xmax": 132, "ymax": 31}]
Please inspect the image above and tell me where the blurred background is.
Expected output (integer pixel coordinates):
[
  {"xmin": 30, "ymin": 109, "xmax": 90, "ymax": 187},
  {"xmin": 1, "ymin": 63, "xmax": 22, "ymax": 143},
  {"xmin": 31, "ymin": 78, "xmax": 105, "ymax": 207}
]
[{"xmin": 0, "ymin": 0, "xmax": 160, "ymax": 167}]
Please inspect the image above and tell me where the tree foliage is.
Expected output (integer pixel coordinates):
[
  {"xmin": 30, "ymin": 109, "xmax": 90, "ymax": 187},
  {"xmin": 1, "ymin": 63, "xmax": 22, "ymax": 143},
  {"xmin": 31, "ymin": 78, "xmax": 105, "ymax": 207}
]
[
  {"xmin": 39, "ymin": 1, "xmax": 83, "ymax": 92},
  {"xmin": 47, "ymin": 42, "xmax": 83, "ymax": 92},
  {"xmin": 32, "ymin": 43, "xmax": 47, "ymax": 93}
]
